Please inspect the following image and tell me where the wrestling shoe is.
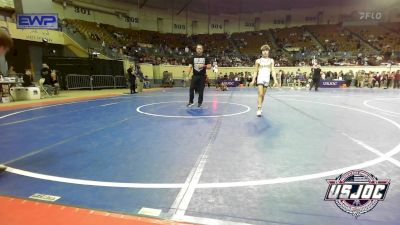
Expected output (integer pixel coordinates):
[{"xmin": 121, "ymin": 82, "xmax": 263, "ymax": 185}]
[
  {"xmin": 0, "ymin": 164, "xmax": 6, "ymax": 173},
  {"xmin": 256, "ymin": 109, "xmax": 262, "ymax": 117}
]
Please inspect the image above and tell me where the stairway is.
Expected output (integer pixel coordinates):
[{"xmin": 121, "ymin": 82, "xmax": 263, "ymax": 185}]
[
  {"xmin": 265, "ymin": 29, "xmax": 279, "ymax": 50},
  {"xmin": 344, "ymin": 27, "xmax": 379, "ymax": 52},
  {"xmin": 62, "ymin": 25, "xmax": 114, "ymax": 60},
  {"xmin": 266, "ymin": 29, "xmax": 294, "ymax": 63},
  {"xmin": 228, "ymin": 35, "xmax": 241, "ymax": 54},
  {"xmin": 304, "ymin": 29, "xmax": 325, "ymax": 51}
]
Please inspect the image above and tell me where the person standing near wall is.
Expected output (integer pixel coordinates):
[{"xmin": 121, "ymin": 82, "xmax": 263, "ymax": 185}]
[
  {"xmin": 344, "ymin": 71, "xmax": 352, "ymax": 87},
  {"xmin": 357, "ymin": 71, "xmax": 365, "ymax": 88},
  {"xmin": 51, "ymin": 70, "xmax": 60, "ymax": 95},
  {"xmin": 0, "ymin": 29, "xmax": 13, "ymax": 173},
  {"xmin": 246, "ymin": 73, "xmax": 253, "ymax": 87},
  {"xmin": 135, "ymin": 65, "xmax": 144, "ymax": 93},
  {"xmin": 394, "ymin": 70, "xmax": 400, "ymax": 89},
  {"xmin": 127, "ymin": 65, "xmax": 137, "ymax": 94},
  {"xmin": 22, "ymin": 69, "xmax": 34, "ymax": 87},
  {"xmin": 182, "ymin": 70, "xmax": 188, "ymax": 88},
  {"xmin": 41, "ymin": 63, "xmax": 51, "ymax": 83}
]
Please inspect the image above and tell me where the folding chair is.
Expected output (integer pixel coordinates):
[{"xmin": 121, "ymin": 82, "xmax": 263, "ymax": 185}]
[{"xmin": 39, "ymin": 78, "xmax": 52, "ymax": 98}]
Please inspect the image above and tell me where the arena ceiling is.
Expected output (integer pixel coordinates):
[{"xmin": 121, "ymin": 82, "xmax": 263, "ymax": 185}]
[{"xmin": 116, "ymin": 0, "xmax": 393, "ymax": 15}]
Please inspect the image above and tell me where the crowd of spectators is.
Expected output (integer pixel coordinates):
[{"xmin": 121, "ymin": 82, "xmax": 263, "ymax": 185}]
[{"xmin": 63, "ymin": 19, "xmax": 400, "ymax": 67}]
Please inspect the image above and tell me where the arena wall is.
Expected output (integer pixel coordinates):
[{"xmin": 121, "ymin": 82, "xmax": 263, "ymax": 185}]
[
  {"xmin": 139, "ymin": 64, "xmax": 400, "ymax": 80},
  {"xmin": 52, "ymin": 0, "xmax": 400, "ymax": 35}
]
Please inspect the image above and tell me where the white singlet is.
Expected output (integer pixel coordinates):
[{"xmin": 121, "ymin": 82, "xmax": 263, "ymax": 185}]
[{"xmin": 257, "ymin": 57, "xmax": 273, "ymax": 86}]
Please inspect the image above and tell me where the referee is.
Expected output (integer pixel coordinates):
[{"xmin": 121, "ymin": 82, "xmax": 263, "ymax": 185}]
[
  {"xmin": 187, "ymin": 44, "xmax": 211, "ymax": 108},
  {"xmin": 309, "ymin": 61, "xmax": 322, "ymax": 91}
]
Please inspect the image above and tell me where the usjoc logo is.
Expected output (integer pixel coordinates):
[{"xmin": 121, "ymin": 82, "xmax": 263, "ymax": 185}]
[
  {"xmin": 322, "ymin": 81, "xmax": 338, "ymax": 86},
  {"xmin": 325, "ymin": 170, "xmax": 390, "ymax": 218},
  {"xmin": 17, "ymin": 14, "xmax": 58, "ymax": 30}
]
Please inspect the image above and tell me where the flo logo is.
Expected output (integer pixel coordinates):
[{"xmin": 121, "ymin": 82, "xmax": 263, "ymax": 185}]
[
  {"xmin": 359, "ymin": 11, "xmax": 383, "ymax": 21},
  {"xmin": 325, "ymin": 170, "xmax": 390, "ymax": 218}
]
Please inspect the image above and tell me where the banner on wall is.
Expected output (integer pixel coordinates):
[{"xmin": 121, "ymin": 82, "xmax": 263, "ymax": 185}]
[
  {"xmin": 0, "ymin": 0, "xmax": 14, "ymax": 8},
  {"xmin": 1, "ymin": 21, "xmax": 65, "ymax": 45},
  {"xmin": 17, "ymin": 14, "xmax": 58, "ymax": 30},
  {"xmin": 319, "ymin": 80, "xmax": 346, "ymax": 88},
  {"xmin": 60, "ymin": 3, "xmax": 140, "ymax": 27},
  {"xmin": 221, "ymin": 80, "xmax": 240, "ymax": 87},
  {"xmin": 285, "ymin": 47, "xmax": 301, "ymax": 52},
  {"xmin": 138, "ymin": 43, "xmax": 153, "ymax": 48}
]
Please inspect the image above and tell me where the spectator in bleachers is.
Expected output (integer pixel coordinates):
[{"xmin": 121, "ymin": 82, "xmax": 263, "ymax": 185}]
[
  {"xmin": 277, "ymin": 70, "xmax": 284, "ymax": 87},
  {"xmin": 41, "ymin": 64, "xmax": 51, "ymax": 84},
  {"xmin": 221, "ymin": 75, "xmax": 229, "ymax": 91},
  {"xmin": 367, "ymin": 73, "xmax": 374, "ymax": 88},
  {"xmin": 216, "ymin": 75, "xmax": 222, "ymax": 90},
  {"xmin": 372, "ymin": 72, "xmax": 382, "ymax": 88},
  {"xmin": 394, "ymin": 70, "xmax": 400, "ymax": 89},
  {"xmin": 300, "ymin": 72, "xmax": 307, "ymax": 87},
  {"xmin": 22, "ymin": 69, "xmax": 34, "ymax": 87},
  {"xmin": 65, "ymin": 19, "xmax": 400, "ymax": 67},
  {"xmin": 8, "ymin": 65, "xmax": 16, "ymax": 77},
  {"xmin": 356, "ymin": 72, "xmax": 364, "ymax": 88},
  {"xmin": 239, "ymin": 74, "xmax": 245, "ymax": 87},
  {"xmin": 182, "ymin": 70, "xmax": 188, "ymax": 88},
  {"xmin": 385, "ymin": 72, "xmax": 393, "ymax": 89},
  {"xmin": 51, "ymin": 70, "xmax": 60, "ymax": 95},
  {"xmin": 41, "ymin": 67, "xmax": 59, "ymax": 95},
  {"xmin": 135, "ymin": 65, "xmax": 146, "ymax": 92},
  {"xmin": 0, "ymin": 29, "xmax": 13, "ymax": 172},
  {"xmin": 0, "ymin": 30, "xmax": 12, "ymax": 78},
  {"xmin": 143, "ymin": 76, "xmax": 150, "ymax": 89},
  {"xmin": 205, "ymin": 75, "xmax": 211, "ymax": 88}
]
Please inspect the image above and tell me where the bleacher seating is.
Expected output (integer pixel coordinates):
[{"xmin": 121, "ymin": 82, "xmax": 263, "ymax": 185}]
[
  {"xmin": 64, "ymin": 19, "xmax": 119, "ymax": 47},
  {"xmin": 383, "ymin": 22, "xmax": 400, "ymax": 34},
  {"xmin": 347, "ymin": 25, "xmax": 400, "ymax": 51},
  {"xmin": 231, "ymin": 30, "xmax": 271, "ymax": 55},
  {"xmin": 272, "ymin": 26, "xmax": 318, "ymax": 51},
  {"xmin": 192, "ymin": 33, "xmax": 233, "ymax": 55},
  {"xmin": 305, "ymin": 25, "xmax": 362, "ymax": 52},
  {"xmin": 62, "ymin": 19, "xmax": 400, "ymax": 66}
]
